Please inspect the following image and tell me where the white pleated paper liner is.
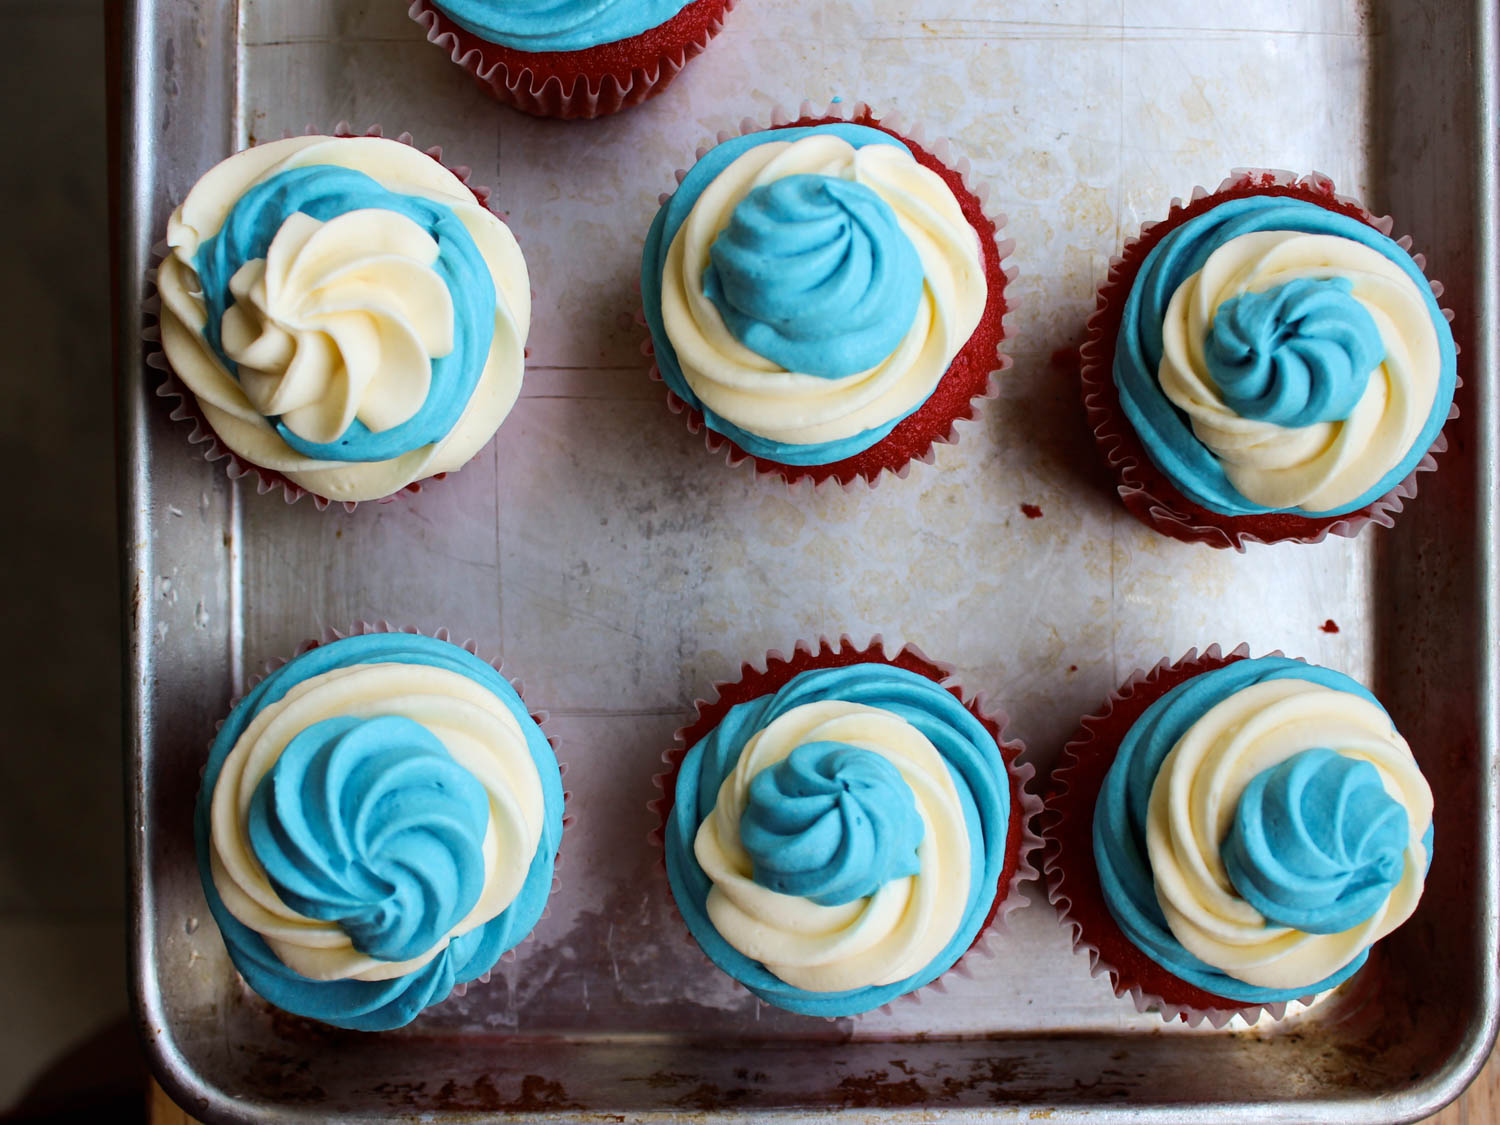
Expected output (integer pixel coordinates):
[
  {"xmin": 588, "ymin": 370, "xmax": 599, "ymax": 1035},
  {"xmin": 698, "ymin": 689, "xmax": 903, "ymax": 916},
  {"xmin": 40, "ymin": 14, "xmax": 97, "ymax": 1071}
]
[
  {"xmin": 143, "ymin": 125, "xmax": 517, "ymax": 513},
  {"xmin": 198, "ymin": 620, "xmax": 569, "ymax": 1021}
]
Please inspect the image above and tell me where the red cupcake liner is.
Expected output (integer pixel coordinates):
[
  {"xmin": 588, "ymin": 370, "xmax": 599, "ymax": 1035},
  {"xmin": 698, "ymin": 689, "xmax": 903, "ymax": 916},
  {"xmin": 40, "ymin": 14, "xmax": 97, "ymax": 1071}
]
[
  {"xmin": 1080, "ymin": 168, "xmax": 1460, "ymax": 550},
  {"xmin": 209, "ymin": 620, "xmax": 569, "ymax": 999},
  {"xmin": 640, "ymin": 100, "xmax": 1015, "ymax": 489},
  {"xmin": 648, "ymin": 635, "xmax": 1042, "ymax": 1012},
  {"xmin": 144, "ymin": 125, "xmax": 511, "ymax": 513},
  {"xmin": 1041, "ymin": 642, "xmax": 1331, "ymax": 1028},
  {"xmin": 409, "ymin": 0, "xmax": 733, "ymax": 120}
]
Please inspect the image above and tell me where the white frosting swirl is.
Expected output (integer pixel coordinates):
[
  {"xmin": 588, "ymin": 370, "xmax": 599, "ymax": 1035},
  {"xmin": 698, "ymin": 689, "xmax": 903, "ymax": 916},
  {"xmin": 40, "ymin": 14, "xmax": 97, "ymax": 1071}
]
[
  {"xmin": 659, "ymin": 134, "xmax": 985, "ymax": 447},
  {"xmin": 208, "ymin": 662, "xmax": 545, "ymax": 982},
  {"xmin": 1145, "ymin": 678, "xmax": 1432, "ymax": 990},
  {"xmin": 157, "ymin": 135, "xmax": 530, "ymax": 502},
  {"xmin": 693, "ymin": 700, "xmax": 971, "ymax": 993},
  {"xmin": 1158, "ymin": 231, "xmax": 1441, "ymax": 511}
]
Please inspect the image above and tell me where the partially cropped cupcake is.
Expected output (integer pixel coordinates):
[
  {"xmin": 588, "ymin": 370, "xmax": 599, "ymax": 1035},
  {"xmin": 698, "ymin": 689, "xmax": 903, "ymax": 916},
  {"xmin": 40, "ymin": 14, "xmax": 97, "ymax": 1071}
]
[
  {"xmin": 1082, "ymin": 170, "xmax": 1457, "ymax": 548},
  {"xmin": 641, "ymin": 106, "xmax": 1010, "ymax": 486},
  {"xmin": 195, "ymin": 630, "xmax": 564, "ymax": 1031},
  {"xmin": 1045, "ymin": 647, "xmax": 1433, "ymax": 1025},
  {"xmin": 409, "ymin": 0, "xmax": 733, "ymax": 119},
  {"xmin": 155, "ymin": 132, "xmax": 530, "ymax": 506},
  {"xmin": 658, "ymin": 639, "xmax": 1038, "ymax": 1016}
]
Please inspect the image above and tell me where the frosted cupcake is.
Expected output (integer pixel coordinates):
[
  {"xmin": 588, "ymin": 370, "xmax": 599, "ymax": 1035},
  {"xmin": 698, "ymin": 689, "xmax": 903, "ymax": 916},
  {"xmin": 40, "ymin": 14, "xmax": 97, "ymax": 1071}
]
[
  {"xmin": 410, "ymin": 0, "xmax": 734, "ymax": 119},
  {"xmin": 1044, "ymin": 648, "xmax": 1433, "ymax": 1024},
  {"xmin": 1082, "ymin": 171, "xmax": 1458, "ymax": 548},
  {"xmin": 195, "ymin": 631, "xmax": 564, "ymax": 1031},
  {"xmin": 641, "ymin": 106, "xmax": 1009, "ymax": 486},
  {"xmin": 156, "ymin": 133, "xmax": 530, "ymax": 506},
  {"xmin": 658, "ymin": 640, "xmax": 1037, "ymax": 1016}
]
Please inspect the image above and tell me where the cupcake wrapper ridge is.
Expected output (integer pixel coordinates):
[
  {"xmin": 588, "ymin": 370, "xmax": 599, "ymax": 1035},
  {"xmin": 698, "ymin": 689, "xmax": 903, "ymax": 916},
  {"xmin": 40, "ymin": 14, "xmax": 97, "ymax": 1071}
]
[
  {"xmin": 648, "ymin": 634, "xmax": 1042, "ymax": 1016},
  {"xmin": 1080, "ymin": 168, "xmax": 1459, "ymax": 550},
  {"xmin": 640, "ymin": 100, "xmax": 1015, "ymax": 489}
]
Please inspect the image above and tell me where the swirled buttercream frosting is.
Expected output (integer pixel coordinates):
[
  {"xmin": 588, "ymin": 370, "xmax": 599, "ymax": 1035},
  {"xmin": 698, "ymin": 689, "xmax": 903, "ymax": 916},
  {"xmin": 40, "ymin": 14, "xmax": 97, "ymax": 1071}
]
[
  {"xmin": 1092, "ymin": 657, "xmax": 1432, "ymax": 1002},
  {"xmin": 194, "ymin": 633, "xmax": 564, "ymax": 1030},
  {"xmin": 642, "ymin": 123, "xmax": 987, "ymax": 465},
  {"xmin": 1114, "ymin": 195, "xmax": 1456, "ymax": 516},
  {"xmin": 664, "ymin": 663, "xmax": 1012, "ymax": 1016},
  {"xmin": 158, "ymin": 135, "xmax": 530, "ymax": 502},
  {"xmin": 431, "ymin": 0, "xmax": 694, "ymax": 52}
]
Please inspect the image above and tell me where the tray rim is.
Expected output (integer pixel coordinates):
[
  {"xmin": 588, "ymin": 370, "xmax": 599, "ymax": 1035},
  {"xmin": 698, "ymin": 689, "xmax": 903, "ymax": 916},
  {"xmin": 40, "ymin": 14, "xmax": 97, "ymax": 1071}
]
[{"xmin": 119, "ymin": 0, "xmax": 1500, "ymax": 1120}]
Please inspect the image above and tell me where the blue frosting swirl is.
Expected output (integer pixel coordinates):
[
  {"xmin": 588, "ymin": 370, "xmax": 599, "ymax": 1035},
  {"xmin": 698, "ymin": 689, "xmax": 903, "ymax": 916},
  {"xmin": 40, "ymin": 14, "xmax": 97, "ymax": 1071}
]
[
  {"xmin": 1093, "ymin": 656, "xmax": 1431, "ymax": 1003},
  {"xmin": 247, "ymin": 715, "xmax": 491, "ymax": 964},
  {"xmin": 1113, "ymin": 195, "xmax": 1457, "ymax": 516},
  {"xmin": 738, "ymin": 740, "xmax": 925, "ymax": 906},
  {"xmin": 642, "ymin": 124, "xmax": 921, "ymax": 466},
  {"xmin": 194, "ymin": 633, "xmax": 564, "ymax": 1032},
  {"xmin": 664, "ymin": 663, "xmax": 1011, "ymax": 1017},
  {"xmin": 1205, "ymin": 278, "xmax": 1383, "ymax": 426},
  {"xmin": 702, "ymin": 174, "xmax": 923, "ymax": 378},
  {"xmin": 1221, "ymin": 747, "xmax": 1409, "ymax": 935},
  {"xmin": 432, "ymin": 0, "xmax": 694, "ymax": 52},
  {"xmin": 194, "ymin": 165, "xmax": 496, "ymax": 463}
]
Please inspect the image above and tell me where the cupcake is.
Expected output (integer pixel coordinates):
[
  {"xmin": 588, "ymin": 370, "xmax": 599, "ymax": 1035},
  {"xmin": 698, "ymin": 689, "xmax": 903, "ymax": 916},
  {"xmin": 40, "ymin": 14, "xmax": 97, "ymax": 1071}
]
[
  {"xmin": 640, "ymin": 104, "xmax": 1010, "ymax": 486},
  {"xmin": 1044, "ymin": 646, "xmax": 1433, "ymax": 1025},
  {"xmin": 155, "ymin": 132, "xmax": 530, "ymax": 507},
  {"xmin": 657, "ymin": 639, "xmax": 1038, "ymax": 1016},
  {"xmin": 409, "ymin": 0, "xmax": 733, "ymax": 119},
  {"xmin": 194, "ymin": 629, "xmax": 564, "ymax": 1031},
  {"xmin": 1082, "ymin": 170, "xmax": 1458, "ymax": 548}
]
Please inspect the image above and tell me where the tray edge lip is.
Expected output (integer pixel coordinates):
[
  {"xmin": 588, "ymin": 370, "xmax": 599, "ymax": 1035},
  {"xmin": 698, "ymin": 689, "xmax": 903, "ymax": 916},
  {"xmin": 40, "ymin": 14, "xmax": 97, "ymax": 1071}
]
[{"xmin": 119, "ymin": 0, "xmax": 1500, "ymax": 1120}]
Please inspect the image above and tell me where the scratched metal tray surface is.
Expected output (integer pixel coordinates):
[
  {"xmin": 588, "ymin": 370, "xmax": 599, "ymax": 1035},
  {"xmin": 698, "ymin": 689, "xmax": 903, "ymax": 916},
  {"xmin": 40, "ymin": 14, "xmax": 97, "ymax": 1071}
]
[{"xmin": 121, "ymin": 0, "xmax": 1498, "ymax": 1120}]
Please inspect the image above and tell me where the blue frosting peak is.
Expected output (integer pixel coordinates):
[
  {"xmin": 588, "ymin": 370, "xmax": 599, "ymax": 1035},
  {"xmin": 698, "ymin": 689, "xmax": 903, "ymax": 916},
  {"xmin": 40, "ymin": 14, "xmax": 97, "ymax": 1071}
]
[
  {"xmin": 739, "ymin": 741, "xmax": 925, "ymax": 906},
  {"xmin": 703, "ymin": 174, "xmax": 922, "ymax": 378},
  {"xmin": 1222, "ymin": 747, "xmax": 1408, "ymax": 934},
  {"xmin": 1205, "ymin": 278, "xmax": 1382, "ymax": 426},
  {"xmin": 247, "ymin": 715, "xmax": 490, "ymax": 963},
  {"xmin": 194, "ymin": 165, "xmax": 495, "ymax": 464}
]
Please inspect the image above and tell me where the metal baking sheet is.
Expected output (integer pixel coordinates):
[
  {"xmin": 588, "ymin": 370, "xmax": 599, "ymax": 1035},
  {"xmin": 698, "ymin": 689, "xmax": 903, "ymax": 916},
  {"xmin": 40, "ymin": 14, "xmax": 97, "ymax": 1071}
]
[{"xmin": 121, "ymin": 0, "xmax": 1499, "ymax": 1120}]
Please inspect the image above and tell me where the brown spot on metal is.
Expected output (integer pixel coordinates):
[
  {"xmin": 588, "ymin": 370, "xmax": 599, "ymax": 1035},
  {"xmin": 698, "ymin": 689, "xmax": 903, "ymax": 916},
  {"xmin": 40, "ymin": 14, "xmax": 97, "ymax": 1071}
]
[{"xmin": 837, "ymin": 1070, "xmax": 929, "ymax": 1107}]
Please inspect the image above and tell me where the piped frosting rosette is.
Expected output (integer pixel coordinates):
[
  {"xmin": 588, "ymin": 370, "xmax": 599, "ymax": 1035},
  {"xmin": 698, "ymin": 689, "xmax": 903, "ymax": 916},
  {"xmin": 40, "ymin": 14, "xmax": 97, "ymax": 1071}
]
[
  {"xmin": 642, "ymin": 105, "xmax": 1010, "ymax": 486},
  {"xmin": 1044, "ymin": 647, "xmax": 1433, "ymax": 1025},
  {"xmin": 155, "ymin": 132, "xmax": 530, "ymax": 505},
  {"xmin": 657, "ymin": 639, "xmax": 1038, "ymax": 1017},
  {"xmin": 1081, "ymin": 170, "xmax": 1458, "ymax": 548},
  {"xmin": 409, "ymin": 0, "xmax": 734, "ymax": 119},
  {"xmin": 194, "ymin": 629, "xmax": 564, "ymax": 1031}
]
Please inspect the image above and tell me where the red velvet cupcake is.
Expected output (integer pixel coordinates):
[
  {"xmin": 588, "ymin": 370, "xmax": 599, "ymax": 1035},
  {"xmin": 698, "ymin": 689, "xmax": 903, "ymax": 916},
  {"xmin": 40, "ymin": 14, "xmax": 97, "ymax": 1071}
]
[
  {"xmin": 409, "ymin": 0, "xmax": 733, "ymax": 119},
  {"xmin": 640, "ymin": 102, "xmax": 1012, "ymax": 488},
  {"xmin": 1081, "ymin": 170, "xmax": 1458, "ymax": 549},
  {"xmin": 1044, "ymin": 645, "xmax": 1434, "ymax": 1027},
  {"xmin": 650, "ymin": 637, "xmax": 1039, "ymax": 1016}
]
